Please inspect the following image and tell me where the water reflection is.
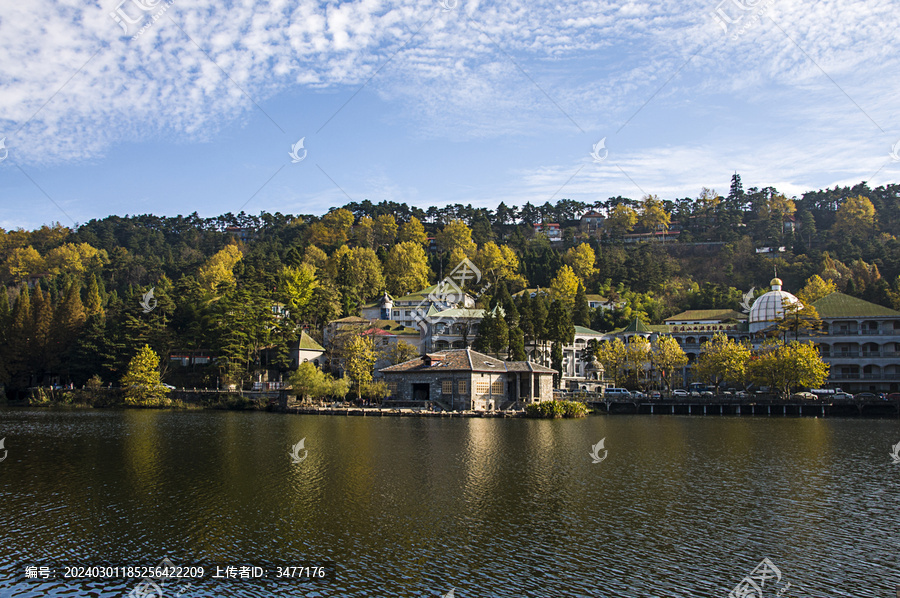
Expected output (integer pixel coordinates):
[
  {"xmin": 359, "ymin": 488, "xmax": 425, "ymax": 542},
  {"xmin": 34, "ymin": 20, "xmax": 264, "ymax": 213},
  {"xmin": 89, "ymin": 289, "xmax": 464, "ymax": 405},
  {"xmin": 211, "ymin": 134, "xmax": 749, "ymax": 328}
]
[{"xmin": 0, "ymin": 409, "xmax": 898, "ymax": 597}]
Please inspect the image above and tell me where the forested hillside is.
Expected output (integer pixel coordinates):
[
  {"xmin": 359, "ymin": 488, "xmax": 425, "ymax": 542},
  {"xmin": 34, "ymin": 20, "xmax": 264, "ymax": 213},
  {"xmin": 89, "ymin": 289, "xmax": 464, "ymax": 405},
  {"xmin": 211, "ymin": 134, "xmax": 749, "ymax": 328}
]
[{"xmin": 1, "ymin": 175, "xmax": 899, "ymax": 396}]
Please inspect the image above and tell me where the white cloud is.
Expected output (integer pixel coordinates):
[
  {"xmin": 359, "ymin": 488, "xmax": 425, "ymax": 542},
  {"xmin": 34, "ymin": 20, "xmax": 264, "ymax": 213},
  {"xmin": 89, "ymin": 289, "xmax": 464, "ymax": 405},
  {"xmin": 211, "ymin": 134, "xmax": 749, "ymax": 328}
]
[{"xmin": 0, "ymin": 0, "xmax": 896, "ymax": 182}]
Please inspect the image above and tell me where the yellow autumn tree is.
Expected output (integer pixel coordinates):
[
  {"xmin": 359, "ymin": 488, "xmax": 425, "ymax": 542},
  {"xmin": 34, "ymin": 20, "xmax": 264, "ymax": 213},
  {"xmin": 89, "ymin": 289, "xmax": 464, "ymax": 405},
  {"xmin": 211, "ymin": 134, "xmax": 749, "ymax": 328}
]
[
  {"xmin": 834, "ymin": 195, "xmax": 876, "ymax": 238},
  {"xmin": 197, "ymin": 245, "xmax": 243, "ymax": 293},
  {"xmin": 550, "ymin": 265, "xmax": 580, "ymax": 309}
]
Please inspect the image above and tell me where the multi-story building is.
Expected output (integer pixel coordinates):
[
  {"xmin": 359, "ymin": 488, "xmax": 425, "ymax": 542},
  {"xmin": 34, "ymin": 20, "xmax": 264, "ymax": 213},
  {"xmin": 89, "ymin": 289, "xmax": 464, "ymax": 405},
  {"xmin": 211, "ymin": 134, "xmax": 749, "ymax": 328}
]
[
  {"xmin": 614, "ymin": 279, "xmax": 900, "ymax": 393},
  {"xmin": 809, "ymin": 292, "xmax": 900, "ymax": 393}
]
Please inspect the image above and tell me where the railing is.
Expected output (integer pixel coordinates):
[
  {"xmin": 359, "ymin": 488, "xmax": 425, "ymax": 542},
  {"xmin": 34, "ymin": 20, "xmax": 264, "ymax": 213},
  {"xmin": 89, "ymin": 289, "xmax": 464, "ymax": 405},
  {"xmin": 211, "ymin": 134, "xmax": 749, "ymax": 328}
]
[
  {"xmin": 830, "ymin": 373, "xmax": 900, "ymax": 380},
  {"xmin": 823, "ymin": 351, "xmax": 900, "ymax": 359}
]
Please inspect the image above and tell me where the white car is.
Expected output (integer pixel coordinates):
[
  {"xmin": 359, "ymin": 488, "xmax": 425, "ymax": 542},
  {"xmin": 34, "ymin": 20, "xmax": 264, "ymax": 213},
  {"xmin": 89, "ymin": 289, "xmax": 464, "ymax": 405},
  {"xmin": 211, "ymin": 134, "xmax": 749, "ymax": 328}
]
[{"xmin": 672, "ymin": 389, "xmax": 689, "ymax": 397}]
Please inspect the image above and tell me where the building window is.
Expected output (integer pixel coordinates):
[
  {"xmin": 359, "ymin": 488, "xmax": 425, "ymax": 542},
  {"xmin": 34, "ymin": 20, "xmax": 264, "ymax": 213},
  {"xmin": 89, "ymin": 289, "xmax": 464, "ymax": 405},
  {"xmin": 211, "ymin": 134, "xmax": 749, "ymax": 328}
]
[
  {"xmin": 442, "ymin": 380, "xmax": 453, "ymax": 395},
  {"xmin": 387, "ymin": 381, "xmax": 398, "ymax": 395},
  {"xmin": 458, "ymin": 380, "xmax": 467, "ymax": 394},
  {"xmin": 491, "ymin": 379, "xmax": 503, "ymax": 394},
  {"xmin": 475, "ymin": 381, "xmax": 490, "ymax": 396}
]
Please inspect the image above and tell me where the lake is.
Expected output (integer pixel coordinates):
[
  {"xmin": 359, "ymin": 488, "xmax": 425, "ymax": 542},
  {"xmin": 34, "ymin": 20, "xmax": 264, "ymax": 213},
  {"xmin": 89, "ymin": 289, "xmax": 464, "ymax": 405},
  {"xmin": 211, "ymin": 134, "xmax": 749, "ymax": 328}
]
[{"xmin": 0, "ymin": 408, "xmax": 898, "ymax": 597}]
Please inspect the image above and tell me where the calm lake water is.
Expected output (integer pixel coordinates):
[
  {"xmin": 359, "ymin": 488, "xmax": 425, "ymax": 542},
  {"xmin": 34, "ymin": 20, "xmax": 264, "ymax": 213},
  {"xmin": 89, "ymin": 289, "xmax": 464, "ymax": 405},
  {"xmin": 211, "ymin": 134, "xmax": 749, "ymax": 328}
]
[{"xmin": 0, "ymin": 408, "xmax": 898, "ymax": 598}]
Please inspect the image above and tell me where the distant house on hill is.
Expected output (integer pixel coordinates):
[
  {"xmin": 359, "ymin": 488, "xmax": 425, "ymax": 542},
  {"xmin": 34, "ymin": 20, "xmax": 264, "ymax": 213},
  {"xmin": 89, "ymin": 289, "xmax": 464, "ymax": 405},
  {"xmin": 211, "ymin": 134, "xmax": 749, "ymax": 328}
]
[
  {"xmin": 580, "ymin": 211, "xmax": 605, "ymax": 234},
  {"xmin": 533, "ymin": 222, "xmax": 562, "ymax": 241}
]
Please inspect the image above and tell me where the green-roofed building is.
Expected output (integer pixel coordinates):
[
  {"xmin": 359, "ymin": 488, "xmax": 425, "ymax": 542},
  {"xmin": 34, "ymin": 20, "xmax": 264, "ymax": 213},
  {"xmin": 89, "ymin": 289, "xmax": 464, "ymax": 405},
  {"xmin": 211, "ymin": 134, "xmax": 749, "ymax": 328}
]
[
  {"xmin": 292, "ymin": 331, "xmax": 325, "ymax": 367},
  {"xmin": 808, "ymin": 292, "xmax": 900, "ymax": 393}
]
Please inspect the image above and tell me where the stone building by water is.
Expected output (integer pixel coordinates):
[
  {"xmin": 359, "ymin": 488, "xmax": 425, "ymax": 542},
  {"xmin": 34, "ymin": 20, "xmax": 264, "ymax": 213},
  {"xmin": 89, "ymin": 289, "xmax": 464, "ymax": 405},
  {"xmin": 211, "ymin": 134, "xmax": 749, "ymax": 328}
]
[{"xmin": 380, "ymin": 349, "xmax": 555, "ymax": 410}]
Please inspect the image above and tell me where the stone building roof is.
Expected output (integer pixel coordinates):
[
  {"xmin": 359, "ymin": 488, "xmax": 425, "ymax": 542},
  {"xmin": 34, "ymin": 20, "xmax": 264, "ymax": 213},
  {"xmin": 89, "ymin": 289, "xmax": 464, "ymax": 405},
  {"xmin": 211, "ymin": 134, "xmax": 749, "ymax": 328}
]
[{"xmin": 380, "ymin": 349, "xmax": 555, "ymax": 374}]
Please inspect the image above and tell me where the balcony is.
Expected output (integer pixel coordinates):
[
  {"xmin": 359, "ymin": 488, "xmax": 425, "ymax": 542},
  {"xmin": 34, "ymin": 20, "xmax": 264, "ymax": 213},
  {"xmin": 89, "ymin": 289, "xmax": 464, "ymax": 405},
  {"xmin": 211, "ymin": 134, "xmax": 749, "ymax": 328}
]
[{"xmin": 829, "ymin": 373, "xmax": 900, "ymax": 380}]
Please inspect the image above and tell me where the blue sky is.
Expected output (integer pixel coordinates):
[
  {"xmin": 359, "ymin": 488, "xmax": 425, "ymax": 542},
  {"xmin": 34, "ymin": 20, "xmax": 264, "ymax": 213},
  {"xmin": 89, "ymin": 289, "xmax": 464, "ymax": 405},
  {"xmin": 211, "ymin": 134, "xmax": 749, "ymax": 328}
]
[{"xmin": 1, "ymin": 0, "xmax": 899, "ymax": 229}]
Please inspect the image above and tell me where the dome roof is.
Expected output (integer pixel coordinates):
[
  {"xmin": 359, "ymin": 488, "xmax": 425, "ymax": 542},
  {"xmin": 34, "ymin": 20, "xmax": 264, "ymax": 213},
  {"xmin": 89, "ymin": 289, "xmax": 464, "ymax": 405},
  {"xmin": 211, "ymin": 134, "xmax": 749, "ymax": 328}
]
[{"xmin": 749, "ymin": 280, "xmax": 800, "ymax": 324}]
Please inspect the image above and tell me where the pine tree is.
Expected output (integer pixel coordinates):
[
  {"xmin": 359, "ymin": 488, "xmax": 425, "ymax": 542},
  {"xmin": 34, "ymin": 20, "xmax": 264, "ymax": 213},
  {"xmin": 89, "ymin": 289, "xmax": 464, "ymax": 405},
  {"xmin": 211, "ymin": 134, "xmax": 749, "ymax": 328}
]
[
  {"xmin": 517, "ymin": 293, "xmax": 534, "ymax": 345},
  {"xmin": 0, "ymin": 288, "xmax": 11, "ymax": 383},
  {"xmin": 573, "ymin": 282, "xmax": 590, "ymax": 328},
  {"xmin": 9, "ymin": 288, "xmax": 33, "ymax": 390},
  {"xmin": 52, "ymin": 281, "xmax": 86, "ymax": 354},
  {"xmin": 84, "ymin": 273, "xmax": 104, "ymax": 318},
  {"xmin": 551, "ymin": 342, "xmax": 564, "ymax": 387},
  {"xmin": 508, "ymin": 327, "xmax": 527, "ymax": 361},
  {"xmin": 31, "ymin": 285, "xmax": 54, "ymax": 375},
  {"xmin": 531, "ymin": 295, "xmax": 549, "ymax": 347}
]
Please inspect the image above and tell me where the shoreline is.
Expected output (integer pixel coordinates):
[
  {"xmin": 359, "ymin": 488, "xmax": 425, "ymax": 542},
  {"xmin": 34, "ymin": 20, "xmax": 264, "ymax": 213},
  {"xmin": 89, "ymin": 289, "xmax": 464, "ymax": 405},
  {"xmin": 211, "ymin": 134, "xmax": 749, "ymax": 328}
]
[{"xmin": 4, "ymin": 397, "xmax": 900, "ymax": 419}]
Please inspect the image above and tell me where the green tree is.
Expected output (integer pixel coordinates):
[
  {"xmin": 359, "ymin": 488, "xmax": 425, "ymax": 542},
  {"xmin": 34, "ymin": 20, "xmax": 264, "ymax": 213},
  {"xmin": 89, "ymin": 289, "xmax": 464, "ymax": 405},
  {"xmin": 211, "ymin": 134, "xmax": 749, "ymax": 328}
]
[
  {"xmin": 694, "ymin": 332, "xmax": 750, "ymax": 391},
  {"xmin": 52, "ymin": 280, "xmax": 87, "ymax": 370},
  {"xmin": 650, "ymin": 335, "xmax": 688, "ymax": 391},
  {"xmin": 289, "ymin": 362, "xmax": 346, "ymax": 402},
  {"xmin": 345, "ymin": 334, "xmax": 377, "ymax": 400},
  {"xmin": 573, "ymin": 283, "xmax": 590, "ymax": 328},
  {"xmin": 84, "ymin": 273, "xmax": 104, "ymax": 318},
  {"xmin": 0, "ymin": 288, "xmax": 10, "ymax": 384},
  {"xmin": 9, "ymin": 288, "xmax": 32, "ymax": 390},
  {"xmin": 473, "ymin": 308, "xmax": 509, "ymax": 355},
  {"xmin": 508, "ymin": 326, "xmax": 527, "ymax": 361},
  {"xmin": 121, "ymin": 345, "xmax": 170, "ymax": 406},
  {"xmin": 30, "ymin": 285, "xmax": 54, "ymax": 375}
]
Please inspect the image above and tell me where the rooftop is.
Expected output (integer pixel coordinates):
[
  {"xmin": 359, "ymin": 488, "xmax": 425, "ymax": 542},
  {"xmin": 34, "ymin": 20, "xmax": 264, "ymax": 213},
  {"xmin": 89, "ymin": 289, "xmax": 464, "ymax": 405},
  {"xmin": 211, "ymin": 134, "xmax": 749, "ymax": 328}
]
[
  {"xmin": 665, "ymin": 309, "xmax": 748, "ymax": 323},
  {"xmin": 297, "ymin": 331, "xmax": 325, "ymax": 352},
  {"xmin": 380, "ymin": 349, "xmax": 555, "ymax": 374},
  {"xmin": 812, "ymin": 292, "xmax": 900, "ymax": 318},
  {"xmin": 574, "ymin": 325, "xmax": 604, "ymax": 336}
]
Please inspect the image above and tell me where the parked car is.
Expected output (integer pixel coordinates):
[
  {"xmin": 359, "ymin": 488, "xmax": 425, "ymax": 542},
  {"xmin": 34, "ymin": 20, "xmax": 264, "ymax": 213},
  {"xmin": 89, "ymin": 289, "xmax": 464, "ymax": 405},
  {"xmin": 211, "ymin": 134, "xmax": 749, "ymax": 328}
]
[
  {"xmin": 790, "ymin": 392, "xmax": 816, "ymax": 400},
  {"xmin": 832, "ymin": 392, "xmax": 853, "ymax": 400},
  {"xmin": 650, "ymin": 391, "xmax": 661, "ymax": 400},
  {"xmin": 672, "ymin": 389, "xmax": 689, "ymax": 397},
  {"xmin": 603, "ymin": 388, "xmax": 632, "ymax": 399},
  {"xmin": 887, "ymin": 393, "xmax": 900, "ymax": 401},
  {"xmin": 735, "ymin": 390, "xmax": 750, "ymax": 398},
  {"xmin": 854, "ymin": 392, "xmax": 878, "ymax": 400}
]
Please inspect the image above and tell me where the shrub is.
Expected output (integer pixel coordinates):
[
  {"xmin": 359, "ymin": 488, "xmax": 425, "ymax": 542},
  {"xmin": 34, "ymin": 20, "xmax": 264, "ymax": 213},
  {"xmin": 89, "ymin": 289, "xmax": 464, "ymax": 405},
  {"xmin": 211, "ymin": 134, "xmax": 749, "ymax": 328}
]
[{"xmin": 524, "ymin": 400, "xmax": 587, "ymax": 418}]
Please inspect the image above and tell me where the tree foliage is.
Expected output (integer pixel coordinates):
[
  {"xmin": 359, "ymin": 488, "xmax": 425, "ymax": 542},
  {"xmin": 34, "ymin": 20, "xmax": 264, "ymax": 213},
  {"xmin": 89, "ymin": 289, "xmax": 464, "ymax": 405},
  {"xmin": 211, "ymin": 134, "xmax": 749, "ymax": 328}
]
[
  {"xmin": 746, "ymin": 341, "xmax": 829, "ymax": 399},
  {"xmin": 694, "ymin": 332, "xmax": 751, "ymax": 389},
  {"xmin": 121, "ymin": 345, "xmax": 170, "ymax": 406}
]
